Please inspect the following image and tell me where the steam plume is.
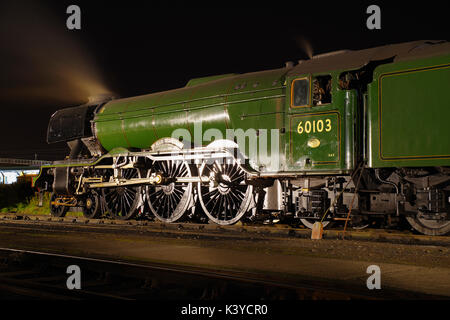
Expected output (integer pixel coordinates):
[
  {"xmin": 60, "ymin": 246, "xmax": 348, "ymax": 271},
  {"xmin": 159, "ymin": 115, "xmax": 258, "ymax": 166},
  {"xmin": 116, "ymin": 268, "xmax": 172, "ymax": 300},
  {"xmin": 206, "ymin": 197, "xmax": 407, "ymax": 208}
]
[
  {"xmin": 295, "ymin": 36, "xmax": 314, "ymax": 60},
  {"xmin": 0, "ymin": 1, "xmax": 112, "ymax": 105}
]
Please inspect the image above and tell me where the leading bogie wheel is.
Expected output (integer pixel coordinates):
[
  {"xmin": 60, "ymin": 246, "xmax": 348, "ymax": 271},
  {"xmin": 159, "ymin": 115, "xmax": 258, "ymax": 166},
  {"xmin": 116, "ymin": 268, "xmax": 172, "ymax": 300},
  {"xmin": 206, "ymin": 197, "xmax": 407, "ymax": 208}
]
[
  {"xmin": 49, "ymin": 193, "xmax": 69, "ymax": 217},
  {"xmin": 82, "ymin": 190, "xmax": 102, "ymax": 219}
]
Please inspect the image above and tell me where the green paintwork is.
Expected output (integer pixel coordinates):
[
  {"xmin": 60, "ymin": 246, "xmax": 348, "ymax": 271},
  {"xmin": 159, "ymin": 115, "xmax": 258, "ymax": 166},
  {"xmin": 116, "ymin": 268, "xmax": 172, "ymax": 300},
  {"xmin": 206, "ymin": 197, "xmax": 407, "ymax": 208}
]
[
  {"xmin": 92, "ymin": 44, "xmax": 450, "ymax": 175},
  {"xmin": 95, "ymin": 66, "xmax": 358, "ymax": 174},
  {"xmin": 95, "ymin": 69, "xmax": 288, "ymax": 172},
  {"xmin": 284, "ymin": 72, "xmax": 357, "ymax": 173},
  {"xmin": 185, "ymin": 74, "xmax": 237, "ymax": 87},
  {"xmin": 368, "ymin": 54, "xmax": 450, "ymax": 168},
  {"xmin": 289, "ymin": 111, "xmax": 340, "ymax": 168}
]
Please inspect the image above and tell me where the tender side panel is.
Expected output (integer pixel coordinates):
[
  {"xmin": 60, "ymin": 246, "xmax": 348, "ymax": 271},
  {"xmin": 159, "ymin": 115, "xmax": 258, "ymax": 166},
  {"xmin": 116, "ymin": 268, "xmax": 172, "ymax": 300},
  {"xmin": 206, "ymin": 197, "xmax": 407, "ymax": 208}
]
[{"xmin": 368, "ymin": 55, "xmax": 450, "ymax": 168}]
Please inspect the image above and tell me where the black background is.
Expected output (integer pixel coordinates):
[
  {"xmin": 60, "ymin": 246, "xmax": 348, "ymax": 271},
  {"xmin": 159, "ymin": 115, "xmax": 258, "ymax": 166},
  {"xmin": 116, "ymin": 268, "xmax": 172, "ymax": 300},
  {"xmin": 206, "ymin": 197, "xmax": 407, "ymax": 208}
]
[{"xmin": 0, "ymin": 0, "xmax": 448, "ymax": 160}]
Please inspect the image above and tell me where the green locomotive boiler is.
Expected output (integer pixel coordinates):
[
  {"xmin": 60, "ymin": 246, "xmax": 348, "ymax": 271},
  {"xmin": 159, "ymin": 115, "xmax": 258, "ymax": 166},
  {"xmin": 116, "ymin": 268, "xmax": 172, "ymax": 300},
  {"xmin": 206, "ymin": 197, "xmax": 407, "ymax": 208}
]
[{"xmin": 35, "ymin": 40, "xmax": 450, "ymax": 235}]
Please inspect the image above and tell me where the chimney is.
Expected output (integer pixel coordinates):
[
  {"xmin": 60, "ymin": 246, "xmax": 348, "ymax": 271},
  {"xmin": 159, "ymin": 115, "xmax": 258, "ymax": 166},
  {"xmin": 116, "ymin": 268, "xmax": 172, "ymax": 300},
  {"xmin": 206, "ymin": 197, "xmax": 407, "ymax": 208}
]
[{"xmin": 285, "ymin": 61, "xmax": 294, "ymax": 68}]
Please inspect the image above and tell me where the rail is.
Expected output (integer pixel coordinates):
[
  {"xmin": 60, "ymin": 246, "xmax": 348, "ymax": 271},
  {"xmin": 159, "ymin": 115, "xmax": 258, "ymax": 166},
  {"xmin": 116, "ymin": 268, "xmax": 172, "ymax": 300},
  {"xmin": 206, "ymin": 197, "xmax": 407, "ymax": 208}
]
[{"xmin": 0, "ymin": 247, "xmax": 442, "ymax": 300}]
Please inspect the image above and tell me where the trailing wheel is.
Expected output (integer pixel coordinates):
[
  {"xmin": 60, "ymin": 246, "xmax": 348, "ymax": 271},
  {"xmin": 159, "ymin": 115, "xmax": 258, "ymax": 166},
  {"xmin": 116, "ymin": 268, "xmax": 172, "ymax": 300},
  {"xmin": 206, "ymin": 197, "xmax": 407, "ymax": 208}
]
[
  {"xmin": 49, "ymin": 193, "xmax": 69, "ymax": 217},
  {"xmin": 198, "ymin": 158, "xmax": 253, "ymax": 225},
  {"xmin": 145, "ymin": 159, "xmax": 193, "ymax": 223},
  {"xmin": 406, "ymin": 213, "xmax": 450, "ymax": 236},
  {"xmin": 101, "ymin": 168, "xmax": 142, "ymax": 220},
  {"xmin": 82, "ymin": 190, "xmax": 102, "ymax": 219}
]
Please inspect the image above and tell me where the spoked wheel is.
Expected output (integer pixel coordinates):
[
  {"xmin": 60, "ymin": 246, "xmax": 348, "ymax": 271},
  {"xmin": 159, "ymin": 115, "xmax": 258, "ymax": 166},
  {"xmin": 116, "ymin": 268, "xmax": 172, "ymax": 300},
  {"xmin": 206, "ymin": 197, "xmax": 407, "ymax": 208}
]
[
  {"xmin": 82, "ymin": 190, "xmax": 101, "ymax": 219},
  {"xmin": 198, "ymin": 158, "xmax": 253, "ymax": 225},
  {"xmin": 102, "ymin": 168, "xmax": 141, "ymax": 220},
  {"xmin": 49, "ymin": 193, "xmax": 69, "ymax": 217},
  {"xmin": 145, "ymin": 159, "xmax": 193, "ymax": 223},
  {"xmin": 406, "ymin": 212, "xmax": 450, "ymax": 236}
]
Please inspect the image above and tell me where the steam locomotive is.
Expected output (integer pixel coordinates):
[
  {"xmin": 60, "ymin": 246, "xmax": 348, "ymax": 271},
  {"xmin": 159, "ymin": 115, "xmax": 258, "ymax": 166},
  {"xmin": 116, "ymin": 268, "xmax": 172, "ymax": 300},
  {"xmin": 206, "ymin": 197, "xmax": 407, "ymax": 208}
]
[{"xmin": 34, "ymin": 40, "xmax": 450, "ymax": 235}]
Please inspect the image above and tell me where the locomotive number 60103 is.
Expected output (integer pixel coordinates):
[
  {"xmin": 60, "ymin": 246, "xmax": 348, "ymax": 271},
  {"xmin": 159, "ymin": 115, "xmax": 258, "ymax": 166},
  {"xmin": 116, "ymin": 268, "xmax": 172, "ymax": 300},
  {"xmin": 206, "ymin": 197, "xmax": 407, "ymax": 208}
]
[{"xmin": 297, "ymin": 119, "xmax": 332, "ymax": 134}]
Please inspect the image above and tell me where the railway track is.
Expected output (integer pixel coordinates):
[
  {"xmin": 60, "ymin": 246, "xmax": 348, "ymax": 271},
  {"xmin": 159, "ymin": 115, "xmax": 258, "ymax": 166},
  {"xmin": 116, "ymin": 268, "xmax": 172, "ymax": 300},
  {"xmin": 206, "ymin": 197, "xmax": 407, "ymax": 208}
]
[
  {"xmin": 0, "ymin": 247, "xmax": 445, "ymax": 300},
  {"xmin": 0, "ymin": 213, "xmax": 449, "ymax": 246}
]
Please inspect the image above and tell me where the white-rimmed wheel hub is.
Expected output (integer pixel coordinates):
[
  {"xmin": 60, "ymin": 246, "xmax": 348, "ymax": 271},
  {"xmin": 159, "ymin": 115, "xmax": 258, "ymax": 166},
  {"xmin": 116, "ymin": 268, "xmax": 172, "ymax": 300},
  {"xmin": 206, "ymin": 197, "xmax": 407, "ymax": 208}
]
[
  {"xmin": 101, "ymin": 168, "xmax": 142, "ymax": 220},
  {"xmin": 145, "ymin": 159, "xmax": 193, "ymax": 223},
  {"xmin": 198, "ymin": 158, "xmax": 253, "ymax": 225}
]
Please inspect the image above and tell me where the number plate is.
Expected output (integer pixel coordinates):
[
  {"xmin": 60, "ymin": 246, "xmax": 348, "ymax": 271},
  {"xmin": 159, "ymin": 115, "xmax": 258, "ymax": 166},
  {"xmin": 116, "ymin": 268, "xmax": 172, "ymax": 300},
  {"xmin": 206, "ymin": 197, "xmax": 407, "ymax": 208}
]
[{"xmin": 290, "ymin": 112, "xmax": 340, "ymax": 167}]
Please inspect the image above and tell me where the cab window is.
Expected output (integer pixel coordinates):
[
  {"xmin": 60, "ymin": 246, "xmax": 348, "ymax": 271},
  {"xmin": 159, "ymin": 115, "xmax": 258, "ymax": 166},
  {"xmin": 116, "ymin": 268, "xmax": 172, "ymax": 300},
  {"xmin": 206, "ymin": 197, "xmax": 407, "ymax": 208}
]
[
  {"xmin": 312, "ymin": 75, "xmax": 332, "ymax": 106},
  {"xmin": 291, "ymin": 78, "xmax": 309, "ymax": 108}
]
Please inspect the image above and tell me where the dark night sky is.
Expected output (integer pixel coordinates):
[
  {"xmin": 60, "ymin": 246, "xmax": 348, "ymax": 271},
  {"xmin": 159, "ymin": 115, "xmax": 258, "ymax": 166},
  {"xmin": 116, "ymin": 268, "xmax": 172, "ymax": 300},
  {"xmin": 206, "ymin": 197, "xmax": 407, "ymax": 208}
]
[{"xmin": 0, "ymin": 1, "xmax": 448, "ymax": 160}]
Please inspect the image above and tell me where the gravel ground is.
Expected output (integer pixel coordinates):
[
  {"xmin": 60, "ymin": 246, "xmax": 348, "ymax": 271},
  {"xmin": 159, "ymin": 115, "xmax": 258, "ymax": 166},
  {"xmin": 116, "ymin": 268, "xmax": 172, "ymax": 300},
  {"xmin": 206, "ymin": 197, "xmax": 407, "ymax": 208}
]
[
  {"xmin": 0, "ymin": 221, "xmax": 450, "ymax": 268},
  {"xmin": 0, "ymin": 219, "xmax": 448, "ymax": 269},
  {"xmin": 0, "ymin": 218, "xmax": 449, "ymax": 297}
]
